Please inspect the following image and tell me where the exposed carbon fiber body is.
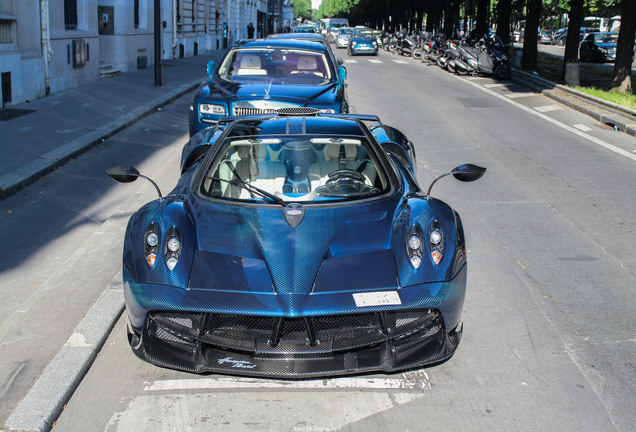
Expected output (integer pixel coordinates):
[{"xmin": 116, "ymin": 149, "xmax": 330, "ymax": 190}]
[{"xmin": 114, "ymin": 114, "xmax": 482, "ymax": 377}]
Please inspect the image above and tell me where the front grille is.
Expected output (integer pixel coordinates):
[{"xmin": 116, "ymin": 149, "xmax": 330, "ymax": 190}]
[
  {"xmin": 149, "ymin": 310, "xmax": 441, "ymax": 355},
  {"xmin": 232, "ymin": 107, "xmax": 278, "ymax": 116}
]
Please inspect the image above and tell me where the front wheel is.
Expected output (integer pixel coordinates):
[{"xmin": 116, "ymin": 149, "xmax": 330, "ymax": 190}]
[{"xmin": 494, "ymin": 64, "xmax": 511, "ymax": 80}]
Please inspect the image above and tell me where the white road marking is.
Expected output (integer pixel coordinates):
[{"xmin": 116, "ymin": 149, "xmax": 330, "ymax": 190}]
[
  {"xmin": 534, "ymin": 104, "xmax": 563, "ymax": 113},
  {"xmin": 369, "ymin": 59, "xmax": 383, "ymax": 63},
  {"xmin": 457, "ymin": 76, "xmax": 636, "ymax": 162},
  {"xmin": 391, "ymin": 59, "xmax": 409, "ymax": 64},
  {"xmin": 144, "ymin": 372, "xmax": 431, "ymax": 392},
  {"xmin": 344, "ymin": 59, "xmax": 357, "ymax": 63},
  {"xmin": 483, "ymin": 83, "xmax": 506, "ymax": 88},
  {"xmin": 573, "ymin": 123, "xmax": 593, "ymax": 132},
  {"xmin": 108, "ymin": 391, "xmax": 424, "ymax": 432},
  {"xmin": 506, "ymin": 92, "xmax": 539, "ymax": 99}
]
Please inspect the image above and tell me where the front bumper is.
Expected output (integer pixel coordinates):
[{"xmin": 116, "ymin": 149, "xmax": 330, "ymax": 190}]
[
  {"xmin": 350, "ymin": 44, "xmax": 378, "ymax": 55},
  {"xmin": 123, "ymin": 265, "xmax": 467, "ymax": 377},
  {"xmin": 129, "ymin": 308, "xmax": 461, "ymax": 377}
]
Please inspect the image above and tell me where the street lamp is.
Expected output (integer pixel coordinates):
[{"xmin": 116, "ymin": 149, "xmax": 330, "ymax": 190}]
[{"xmin": 154, "ymin": 0, "xmax": 162, "ymax": 86}]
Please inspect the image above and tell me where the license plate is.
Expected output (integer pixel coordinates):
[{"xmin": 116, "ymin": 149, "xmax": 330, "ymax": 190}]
[{"xmin": 353, "ymin": 291, "xmax": 401, "ymax": 307}]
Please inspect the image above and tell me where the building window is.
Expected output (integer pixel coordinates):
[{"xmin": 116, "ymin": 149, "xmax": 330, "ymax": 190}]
[
  {"xmin": 134, "ymin": 0, "xmax": 139, "ymax": 28},
  {"xmin": 65, "ymin": 0, "xmax": 78, "ymax": 30},
  {"xmin": 0, "ymin": 19, "xmax": 14, "ymax": 43}
]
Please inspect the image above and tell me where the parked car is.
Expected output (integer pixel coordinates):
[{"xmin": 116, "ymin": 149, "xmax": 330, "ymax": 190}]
[
  {"xmin": 348, "ymin": 27, "xmax": 379, "ymax": 56},
  {"xmin": 107, "ymin": 112, "xmax": 486, "ymax": 377},
  {"xmin": 579, "ymin": 32, "xmax": 619, "ymax": 62},
  {"xmin": 267, "ymin": 33, "xmax": 342, "ymax": 76},
  {"xmin": 552, "ymin": 27, "xmax": 588, "ymax": 46},
  {"xmin": 188, "ymin": 39, "xmax": 348, "ymax": 136},
  {"xmin": 538, "ymin": 30, "xmax": 553, "ymax": 44},
  {"xmin": 335, "ymin": 27, "xmax": 353, "ymax": 49}
]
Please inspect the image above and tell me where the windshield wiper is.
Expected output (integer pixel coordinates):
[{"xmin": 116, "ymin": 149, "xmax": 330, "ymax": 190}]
[{"xmin": 207, "ymin": 176, "xmax": 286, "ymax": 206}]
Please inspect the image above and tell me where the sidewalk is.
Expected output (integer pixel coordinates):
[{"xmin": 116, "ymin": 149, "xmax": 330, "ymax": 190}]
[{"xmin": 0, "ymin": 50, "xmax": 223, "ymax": 200}]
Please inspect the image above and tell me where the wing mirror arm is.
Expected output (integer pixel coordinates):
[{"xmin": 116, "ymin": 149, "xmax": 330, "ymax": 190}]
[
  {"xmin": 106, "ymin": 166, "xmax": 164, "ymax": 203},
  {"xmin": 426, "ymin": 163, "xmax": 486, "ymax": 199}
]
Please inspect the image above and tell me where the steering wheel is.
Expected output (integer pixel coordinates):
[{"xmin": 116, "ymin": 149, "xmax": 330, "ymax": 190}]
[{"xmin": 326, "ymin": 169, "xmax": 366, "ymax": 183}]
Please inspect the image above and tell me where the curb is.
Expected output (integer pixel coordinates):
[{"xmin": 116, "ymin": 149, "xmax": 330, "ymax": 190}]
[
  {"xmin": 0, "ymin": 78, "xmax": 202, "ymax": 201},
  {"xmin": 510, "ymin": 67, "xmax": 636, "ymax": 138},
  {"xmin": 4, "ymin": 272, "xmax": 125, "ymax": 432}
]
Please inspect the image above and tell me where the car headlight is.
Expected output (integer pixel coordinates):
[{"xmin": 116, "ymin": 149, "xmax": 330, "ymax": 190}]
[
  {"xmin": 318, "ymin": 108, "xmax": 335, "ymax": 114},
  {"xmin": 164, "ymin": 226, "xmax": 182, "ymax": 270},
  {"xmin": 144, "ymin": 222, "xmax": 160, "ymax": 267},
  {"xmin": 407, "ymin": 226, "xmax": 424, "ymax": 269},
  {"xmin": 351, "ymin": 41, "xmax": 357, "ymax": 47},
  {"xmin": 199, "ymin": 104, "xmax": 225, "ymax": 115},
  {"xmin": 428, "ymin": 221, "xmax": 445, "ymax": 266},
  {"xmin": 373, "ymin": 41, "xmax": 378, "ymax": 46}
]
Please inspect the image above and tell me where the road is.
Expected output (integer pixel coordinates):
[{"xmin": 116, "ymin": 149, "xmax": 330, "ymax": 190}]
[{"xmin": 3, "ymin": 48, "xmax": 636, "ymax": 432}]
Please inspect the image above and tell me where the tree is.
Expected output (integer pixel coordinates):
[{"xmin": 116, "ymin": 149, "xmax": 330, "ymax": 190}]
[
  {"xmin": 562, "ymin": 0, "xmax": 584, "ymax": 85},
  {"xmin": 475, "ymin": 0, "xmax": 490, "ymax": 37},
  {"xmin": 521, "ymin": 0, "xmax": 542, "ymax": 70},
  {"xmin": 495, "ymin": 0, "xmax": 512, "ymax": 45},
  {"xmin": 291, "ymin": 0, "xmax": 313, "ymax": 21},
  {"xmin": 610, "ymin": 0, "xmax": 636, "ymax": 92}
]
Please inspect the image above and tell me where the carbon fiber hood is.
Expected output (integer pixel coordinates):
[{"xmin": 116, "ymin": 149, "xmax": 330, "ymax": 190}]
[{"xmin": 189, "ymin": 196, "xmax": 404, "ymax": 308}]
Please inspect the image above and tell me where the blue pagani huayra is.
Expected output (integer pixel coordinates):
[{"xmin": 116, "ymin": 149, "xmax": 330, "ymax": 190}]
[{"xmin": 107, "ymin": 111, "xmax": 485, "ymax": 377}]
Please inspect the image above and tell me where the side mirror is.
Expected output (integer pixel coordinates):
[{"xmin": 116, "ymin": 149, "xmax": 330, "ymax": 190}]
[
  {"xmin": 337, "ymin": 58, "xmax": 344, "ymax": 66},
  {"xmin": 426, "ymin": 163, "xmax": 486, "ymax": 197},
  {"xmin": 106, "ymin": 165, "xmax": 140, "ymax": 183},
  {"xmin": 106, "ymin": 166, "xmax": 164, "ymax": 201},
  {"xmin": 206, "ymin": 60, "xmax": 215, "ymax": 78},
  {"xmin": 338, "ymin": 65, "xmax": 347, "ymax": 80},
  {"xmin": 451, "ymin": 163, "xmax": 487, "ymax": 182}
]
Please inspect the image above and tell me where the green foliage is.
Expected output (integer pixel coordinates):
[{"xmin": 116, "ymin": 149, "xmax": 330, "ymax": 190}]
[
  {"xmin": 316, "ymin": 0, "xmax": 360, "ymax": 19},
  {"xmin": 291, "ymin": 0, "xmax": 313, "ymax": 20}
]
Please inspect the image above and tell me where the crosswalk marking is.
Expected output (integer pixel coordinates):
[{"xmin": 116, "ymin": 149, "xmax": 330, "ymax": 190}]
[
  {"xmin": 573, "ymin": 123, "xmax": 593, "ymax": 132},
  {"xmin": 368, "ymin": 59, "xmax": 383, "ymax": 64},
  {"xmin": 534, "ymin": 104, "xmax": 563, "ymax": 113},
  {"xmin": 391, "ymin": 60, "xmax": 408, "ymax": 64},
  {"xmin": 343, "ymin": 59, "xmax": 357, "ymax": 64},
  {"xmin": 483, "ymin": 83, "xmax": 506, "ymax": 88}
]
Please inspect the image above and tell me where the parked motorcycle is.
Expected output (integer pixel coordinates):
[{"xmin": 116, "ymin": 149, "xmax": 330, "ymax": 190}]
[{"xmin": 454, "ymin": 35, "xmax": 511, "ymax": 79}]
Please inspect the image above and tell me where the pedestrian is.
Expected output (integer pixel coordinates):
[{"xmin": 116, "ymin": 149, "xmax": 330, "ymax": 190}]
[{"xmin": 247, "ymin": 22, "xmax": 255, "ymax": 39}]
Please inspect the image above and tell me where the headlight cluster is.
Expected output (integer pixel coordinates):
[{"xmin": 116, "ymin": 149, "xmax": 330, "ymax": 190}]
[
  {"xmin": 407, "ymin": 225, "xmax": 424, "ymax": 269},
  {"xmin": 351, "ymin": 41, "xmax": 357, "ymax": 47},
  {"xmin": 428, "ymin": 221, "xmax": 445, "ymax": 265},
  {"xmin": 199, "ymin": 104, "xmax": 226, "ymax": 115},
  {"xmin": 144, "ymin": 222, "xmax": 160, "ymax": 267},
  {"xmin": 164, "ymin": 226, "xmax": 183, "ymax": 270},
  {"xmin": 406, "ymin": 221, "xmax": 445, "ymax": 269},
  {"xmin": 318, "ymin": 108, "xmax": 336, "ymax": 114},
  {"xmin": 144, "ymin": 223, "xmax": 183, "ymax": 270}
]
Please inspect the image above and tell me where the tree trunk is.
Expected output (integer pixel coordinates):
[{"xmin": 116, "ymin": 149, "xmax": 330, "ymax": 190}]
[
  {"xmin": 610, "ymin": 0, "xmax": 636, "ymax": 93},
  {"xmin": 521, "ymin": 0, "xmax": 541, "ymax": 70},
  {"xmin": 476, "ymin": 0, "xmax": 490, "ymax": 37},
  {"xmin": 496, "ymin": 0, "xmax": 512, "ymax": 46},
  {"xmin": 562, "ymin": 0, "xmax": 584, "ymax": 86}
]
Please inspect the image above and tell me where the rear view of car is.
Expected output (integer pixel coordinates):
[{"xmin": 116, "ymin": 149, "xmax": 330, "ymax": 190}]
[{"xmin": 336, "ymin": 27, "xmax": 352, "ymax": 49}]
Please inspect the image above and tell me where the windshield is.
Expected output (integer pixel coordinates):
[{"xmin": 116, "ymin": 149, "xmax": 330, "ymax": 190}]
[
  {"xmin": 200, "ymin": 135, "xmax": 389, "ymax": 203},
  {"xmin": 218, "ymin": 48, "xmax": 333, "ymax": 83},
  {"xmin": 352, "ymin": 29, "xmax": 374, "ymax": 38},
  {"xmin": 594, "ymin": 33, "xmax": 618, "ymax": 44},
  {"xmin": 338, "ymin": 28, "xmax": 352, "ymax": 35}
]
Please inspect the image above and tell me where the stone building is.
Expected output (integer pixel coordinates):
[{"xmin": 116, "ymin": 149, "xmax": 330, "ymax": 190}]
[{"xmin": 0, "ymin": 0, "xmax": 277, "ymax": 107}]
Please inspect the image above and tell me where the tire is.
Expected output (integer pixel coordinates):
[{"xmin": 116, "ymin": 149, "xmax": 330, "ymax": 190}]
[{"xmin": 494, "ymin": 64, "xmax": 511, "ymax": 80}]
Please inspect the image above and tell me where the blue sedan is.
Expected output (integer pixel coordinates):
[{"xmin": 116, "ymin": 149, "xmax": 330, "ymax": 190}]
[
  {"xmin": 348, "ymin": 28, "xmax": 379, "ymax": 56},
  {"xmin": 189, "ymin": 39, "xmax": 348, "ymax": 136},
  {"xmin": 107, "ymin": 113, "xmax": 485, "ymax": 377}
]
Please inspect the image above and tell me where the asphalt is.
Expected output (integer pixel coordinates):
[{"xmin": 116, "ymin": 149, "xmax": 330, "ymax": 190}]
[{"xmin": 1, "ymin": 48, "xmax": 635, "ymax": 431}]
